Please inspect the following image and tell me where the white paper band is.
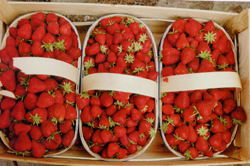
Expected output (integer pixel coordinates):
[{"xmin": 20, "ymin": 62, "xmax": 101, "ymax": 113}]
[
  {"xmin": 13, "ymin": 57, "xmax": 79, "ymax": 84},
  {"xmin": 0, "ymin": 90, "xmax": 15, "ymax": 99},
  {"xmin": 82, "ymin": 73, "xmax": 158, "ymax": 98},
  {"xmin": 161, "ymin": 72, "xmax": 242, "ymax": 93}
]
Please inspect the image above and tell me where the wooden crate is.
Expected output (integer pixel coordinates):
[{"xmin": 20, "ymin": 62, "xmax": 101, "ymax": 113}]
[{"xmin": 0, "ymin": 1, "xmax": 249, "ymax": 165}]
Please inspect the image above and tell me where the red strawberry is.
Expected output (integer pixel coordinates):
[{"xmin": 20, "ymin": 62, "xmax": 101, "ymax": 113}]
[
  {"xmin": 28, "ymin": 77, "xmax": 46, "ymax": 93},
  {"xmin": 0, "ymin": 70, "xmax": 16, "ymax": 92},
  {"xmin": 48, "ymin": 103, "xmax": 66, "ymax": 123},
  {"xmin": 41, "ymin": 120, "xmax": 58, "ymax": 137},
  {"xmin": 212, "ymin": 35, "xmax": 228, "ymax": 54},
  {"xmin": 46, "ymin": 13, "xmax": 58, "ymax": 22},
  {"xmin": 107, "ymin": 22, "xmax": 120, "ymax": 35},
  {"xmin": 26, "ymin": 108, "xmax": 47, "ymax": 125},
  {"xmin": 122, "ymin": 26, "xmax": 134, "ymax": 41},
  {"xmin": 174, "ymin": 91, "xmax": 190, "ymax": 109},
  {"xmin": 11, "ymin": 101, "xmax": 25, "ymax": 121},
  {"xmin": 230, "ymin": 106, "xmax": 246, "ymax": 125},
  {"xmin": 129, "ymin": 22, "xmax": 139, "ymax": 35},
  {"xmin": 138, "ymin": 119, "xmax": 152, "ymax": 134},
  {"xmin": 36, "ymin": 92, "xmax": 55, "ymax": 108},
  {"xmin": 166, "ymin": 134, "xmax": 181, "ymax": 146},
  {"xmin": 0, "ymin": 48, "xmax": 11, "ymax": 64},
  {"xmin": 197, "ymin": 41, "xmax": 211, "ymax": 54},
  {"xmin": 117, "ymin": 148, "xmax": 128, "ymax": 159},
  {"xmin": 198, "ymin": 60, "xmax": 215, "ymax": 73},
  {"xmin": 184, "ymin": 18, "xmax": 202, "ymax": 37},
  {"xmin": 195, "ymin": 136, "xmax": 209, "ymax": 152},
  {"xmin": 18, "ymin": 41, "xmax": 31, "ymax": 56},
  {"xmin": 41, "ymin": 133, "xmax": 61, "ymax": 150},
  {"xmin": 181, "ymin": 47, "xmax": 196, "ymax": 65},
  {"xmin": 100, "ymin": 129, "xmax": 112, "ymax": 144},
  {"xmin": 181, "ymin": 105, "xmax": 196, "ymax": 122},
  {"xmin": 176, "ymin": 33, "xmax": 189, "ymax": 50},
  {"xmin": 161, "ymin": 47, "xmax": 180, "ymax": 66},
  {"xmin": 32, "ymin": 12, "xmax": 45, "ymax": 21},
  {"xmin": 203, "ymin": 20, "xmax": 215, "ymax": 33},
  {"xmin": 30, "ymin": 125, "xmax": 43, "ymax": 141},
  {"xmin": 82, "ymin": 126, "xmax": 94, "ymax": 141},
  {"xmin": 178, "ymin": 141, "xmax": 191, "ymax": 153},
  {"xmin": 195, "ymin": 124, "xmax": 210, "ymax": 138},
  {"xmin": 14, "ymin": 132, "xmax": 32, "ymax": 152},
  {"xmin": 167, "ymin": 30, "xmax": 180, "ymax": 47},
  {"xmin": 113, "ymin": 91, "xmax": 131, "ymax": 101},
  {"xmin": 17, "ymin": 23, "xmax": 32, "ymax": 40},
  {"xmin": 59, "ymin": 23, "xmax": 72, "ymax": 36},
  {"xmin": 174, "ymin": 124, "xmax": 189, "ymax": 140},
  {"xmin": 187, "ymin": 125, "xmax": 198, "ymax": 143},
  {"xmin": 14, "ymin": 123, "xmax": 31, "ymax": 135},
  {"xmin": 223, "ymin": 98, "xmax": 236, "ymax": 114},
  {"xmin": 107, "ymin": 143, "xmax": 119, "ymax": 158},
  {"xmin": 42, "ymin": 33, "xmax": 56, "ymax": 44},
  {"xmin": 80, "ymin": 106, "xmax": 94, "ymax": 123},
  {"xmin": 30, "ymin": 19, "xmax": 47, "ymax": 31},
  {"xmin": 112, "ymin": 109, "xmax": 127, "ymax": 125},
  {"xmin": 211, "ymin": 119, "xmax": 226, "ymax": 133},
  {"xmin": 174, "ymin": 62, "xmax": 189, "ymax": 75},
  {"xmin": 9, "ymin": 27, "xmax": 18, "ymax": 38},
  {"xmin": 196, "ymin": 99, "xmax": 216, "ymax": 117},
  {"xmin": 32, "ymin": 26, "xmax": 46, "ymax": 41},
  {"xmin": 62, "ymin": 130, "xmax": 74, "ymax": 147},
  {"xmin": 31, "ymin": 41, "xmax": 44, "ymax": 56},
  {"xmin": 221, "ymin": 130, "xmax": 232, "ymax": 144},
  {"xmin": 31, "ymin": 140, "xmax": 46, "ymax": 158},
  {"xmin": 172, "ymin": 19, "xmax": 187, "ymax": 33},
  {"xmin": 56, "ymin": 35, "xmax": 72, "ymax": 51},
  {"xmin": 208, "ymin": 132, "xmax": 222, "ymax": 149},
  {"xmin": 184, "ymin": 147, "xmax": 198, "ymax": 160},
  {"xmin": 47, "ymin": 22, "xmax": 59, "ymax": 35},
  {"xmin": 0, "ymin": 110, "xmax": 11, "ymax": 129},
  {"xmin": 86, "ymin": 43, "xmax": 100, "ymax": 56}
]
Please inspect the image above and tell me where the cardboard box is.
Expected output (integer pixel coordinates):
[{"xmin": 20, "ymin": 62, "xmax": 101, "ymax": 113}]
[{"xmin": 0, "ymin": 1, "xmax": 249, "ymax": 165}]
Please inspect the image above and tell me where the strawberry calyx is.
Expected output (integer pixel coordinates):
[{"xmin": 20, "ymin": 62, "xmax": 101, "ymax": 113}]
[
  {"xmin": 232, "ymin": 118, "xmax": 242, "ymax": 125},
  {"xmin": 51, "ymin": 117, "xmax": 60, "ymax": 124},
  {"xmin": 183, "ymin": 149, "xmax": 193, "ymax": 160},
  {"xmin": 118, "ymin": 45, "xmax": 123, "ymax": 53},
  {"xmin": 197, "ymin": 125, "xmax": 209, "ymax": 137},
  {"xmin": 133, "ymin": 42, "xmax": 143, "ymax": 52},
  {"xmin": 173, "ymin": 105, "xmax": 183, "ymax": 114},
  {"xmin": 123, "ymin": 101, "xmax": 133, "ymax": 109},
  {"xmin": 217, "ymin": 63, "xmax": 229, "ymax": 70},
  {"xmin": 161, "ymin": 121, "xmax": 170, "ymax": 133},
  {"xmin": 29, "ymin": 113, "xmax": 43, "ymax": 126},
  {"xmin": 138, "ymin": 33, "xmax": 148, "ymax": 43},
  {"xmin": 158, "ymin": 51, "xmax": 163, "ymax": 62},
  {"xmin": 125, "ymin": 17, "xmax": 136, "ymax": 26},
  {"xmin": 132, "ymin": 67, "xmax": 145, "ymax": 74},
  {"xmin": 193, "ymin": 106, "xmax": 202, "ymax": 120},
  {"xmin": 65, "ymin": 100, "xmax": 75, "ymax": 106},
  {"xmin": 139, "ymin": 133, "xmax": 145, "ymax": 139},
  {"xmin": 100, "ymin": 45, "xmax": 108, "ymax": 55},
  {"xmin": 165, "ymin": 116, "xmax": 175, "ymax": 126},
  {"xmin": 15, "ymin": 94, "xmax": 26, "ymax": 101},
  {"xmin": 219, "ymin": 116, "xmax": 228, "ymax": 127},
  {"xmin": 140, "ymin": 105, "xmax": 148, "ymax": 113},
  {"xmin": 46, "ymin": 131, "xmax": 61, "ymax": 141},
  {"xmin": 145, "ymin": 63, "xmax": 153, "ymax": 71},
  {"xmin": 204, "ymin": 31, "xmax": 216, "ymax": 44},
  {"xmin": 168, "ymin": 28, "xmax": 178, "ymax": 34},
  {"xmin": 79, "ymin": 91, "xmax": 90, "ymax": 99},
  {"xmin": 59, "ymin": 82, "xmax": 74, "ymax": 95},
  {"xmin": 41, "ymin": 41, "xmax": 54, "ymax": 52},
  {"xmin": 124, "ymin": 68, "xmax": 131, "ymax": 74},
  {"xmin": 108, "ymin": 116, "xmax": 120, "ymax": 127},
  {"xmin": 98, "ymin": 124, "xmax": 109, "ymax": 130},
  {"xmin": 20, "ymin": 75, "xmax": 31, "ymax": 91},
  {"xmin": 148, "ymin": 127, "xmax": 156, "ymax": 138},
  {"xmin": 173, "ymin": 134, "xmax": 185, "ymax": 141},
  {"xmin": 144, "ymin": 117, "xmax": 154, "ymax": 125},
  {"xmin": 139, "ymin": 23, "xmax": 145, "ymax": 30},
  {"xmin": 196, "ymin": 50, "xmax": 212, "ymax": 61},
  {"xmin": 124, "ymin": 53, "xmax": 135, "ymax": 64},
  {"xmin": 85, "ymin": 121, "xmax": 95, "ymax": 128},
  {"xmin": 14, "ymin": 151, "xmax": 31, "ymax": 157},
  {"xmin": 109, "ymin": 91, "xmax": 116, "ymax": 97},
  {"xmin": 114, "ymin": 100, "xmax": 124, "ymax": 109},
  {"xmin": 54, "ymin": 39, "xmax": 65, "ymax": 52}
]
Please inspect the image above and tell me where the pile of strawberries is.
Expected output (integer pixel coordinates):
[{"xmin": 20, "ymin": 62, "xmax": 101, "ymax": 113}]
[
  {"xmin": 0, "ymin": 12, "xmax": 81, "ymax": 158},
  {"xmin": 160, "ymin": 18, "xmax": 246, "ymax": 160},
  {"xmin": 78, "ymin": 15, "xmax": 158, "ymax": 160}
]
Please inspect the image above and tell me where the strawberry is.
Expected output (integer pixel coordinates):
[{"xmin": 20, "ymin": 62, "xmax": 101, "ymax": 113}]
[
  {"xmin": 14, "ymin": 123, "xmax": 31, "ymax": 135},
  {"xmin": 223, "ymin": 99, "xmax": 236, "ymax": 114},
  {"xmin": 30, "ymin": 125, "xmax": 43, "ymax": 141},
  {"xmin": 1, "ymin": 98, "xmax": 16, "ymax": 110},
  {"xmin": 100, "ymin": 129, "xmax": 112, "ymax": 144},
  {"xmin": 32, "ymin": 26, "xmax": 46, "ymax": 41},
  {"xmin": 62, "ymin": 130, "xmax": 74, "ymax": 147},
  {"xmin": 178, "ymin": 141, "xmax": 191, "ymax": 153},
  {"xmin": 196, "ymin": 99, "xmax": 216, "ymax": 117},
  {"xmin": 198, "ymin": 60, "xmax": 215, "ymax": 73},
  {"xmin": 80, "ymin": 105, "xmax": 94, "ymax": 123},
  {"xmin": 225, "ymin": 50, "xmax": 235, "ymax": 65},
  {"xmin": 217, "ymin": 54, "xmax": 229, "ymax": 70},
  {"xmin": 174, "ymin": 62, "xmax": 189, "ymax": 75},
  {"xmin": 221, "ymin": 130, "xmax": 232, "ymax": 144},
  {"xmin": 56, "ymin": 35, "xmax": 72, "ymax": 51},
  {"xmin": 195, "ymin": 136, "xmax": 209, "ymax": 152},
  {"xmin": 36, "ymin": 92, "xmax": 55, "ymax": 108},
  {"xmin": 0, "ymin": 70, "xmax": 16, "ymax": 92},
  {"xmin": 17, "ymin": 23, "xmax": 32, "ymax": 40},
  {"xmin": 92, "ymin": 129, "xmax": 104, "ymax": 144},
  {"xmin": 41, "ymin": 133, "xmax": 62, "ymax": 150},
  {"xmin": 195, "ymin": 124, "xmax": 210, "ymax": 138},
  {"xmin": 27, "ymin": 77, "xmax": 46, "ymax": 93},
  {"xmin": 42, "ymin": 33, "xmax": 56, "ymax": 44},
  {"xmin": 181, "ymin": 105, "xmax": 196, "ymax": 123},
  {"xmin": 26, "ymin": 108, "xmax": 47, "ymax": 125},
  {"xmin": 31, "ymin": 140, "xmax": 46, "ymax": 158},
  {"xmin": 184, "ymin": 147, "xmax": 198, "ymax": 160},
  {"xmin": 167, "ymin": 30, "xmax": 180, "ymax": 47},
  {"xmin": 6, "ymin": 36, "xmax": 16, "ymax": 47},
  {"xmin": 11, "ymin": 101, "xmax": 25, "ymax": 121},
  {"xmin": 172, "ymin": 19, "xmax": 187, "ymax": 33},
  {"xmin": 112, "ymin": 109, "xmax": 127, "ymax": 125},
  {"xmin": 0, "ymin": 48, "xmax": 11, "ymax": 64},
  {"xmin": 196, "ymin": 41, "xmax": 211, "ymax": 54},
  {"xmin": 212, "ymin": 35, "xmax": 228, "ymax": 54},
  {"xmin": 113, "ymin": 91, "xmax": 131, "ymax": 101},
  {"xmin": 203, "ymin": 20, "xmax": 215, "ymax": 33},
  {"xmin": 9, "ymin": 27, "xmax": 18, "ymax": 38},
  {"xmin": 31, "ymin": 41, "xmax": 44, "ymax": 56},
  {"xmin": 208, "ymin": 132, "xmax": 222, "ymax": 149},
  {"xmin": 82, "ymin": 126, "xmax": 94, "ymax": 141},
  {"xmin": 174, "ymin": 124, "xmax": 189, "ymax": 140},
  {"xmin": 47, "ymin": 22, "xmax": 59, "ymax": 35},
  {"xmin": 107, "ymin": 143, "xmax": 119, "ymax": 158},
  {"xmin": 230, "ymin": 106, "xmax": 246, "ymax": 125},
  {"xmin": 48, "ymin": 103, "xmax": 66, "ymax": 123},
  {"xmin": 181, "ymin": 47, "xmax": 196, "ymax": 65},
  {"xmin": 187, "ymin": 125, "xmax": 198, "ymax": 143},
  {"xmin": 18, "ymin": 41, "xmax": 31, "ymax": 56},
  {"xmin": 166, "ymin": 134, "xmax": 181, "ymax": 146},
  {"xmin": 184, "ymin": 18, "xmax": 202, "ymax": 37},
  {"xmin": 59, "ymin": 23, "xmax": 72, "ymax": 36},
  {"xmin": 41, "ymin": 120, "xmax": 58, "ymax": 137},
  {"xmin": 174, "ymin": 91, "xmax": 190, "ymax": 110},
  {"xmin": 161, "ymin": 47, "xmax": 180, "ymax": 66},
  {"xmin": 117, "ymin": 148, "xmax": 128, "ymax": 159},
  {"xmin": 32, "ymin": 12, "xmax": 45, "ymax": 21},
  {"xmin": 211, "ymin": 119, "xmax": 226, "ymax": 133},
  {"xmin": 175, "ymin": 33, "xmax": 189, "ymax": 50},
  {"xmin": 0, "ymin": 110, "xmax": 11, "ymax": 129},
  {"xmin": 86, "ymin": 43, "xmax": 100, "ymax": 56},
  {"xmin": 13, "ymin": 132, "xmax": 32, "ymax": 152},
  {"xmin": 129, "ymin": 22, "xmax": 140, "ymax": 35},
  {"xmin": 30, "ymin": 19, "xmax": 47, "ymax": 31}
]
